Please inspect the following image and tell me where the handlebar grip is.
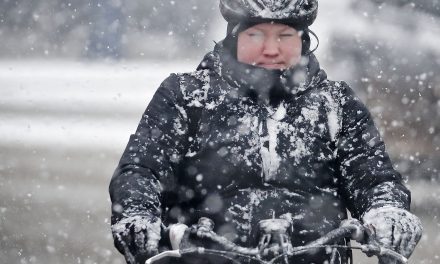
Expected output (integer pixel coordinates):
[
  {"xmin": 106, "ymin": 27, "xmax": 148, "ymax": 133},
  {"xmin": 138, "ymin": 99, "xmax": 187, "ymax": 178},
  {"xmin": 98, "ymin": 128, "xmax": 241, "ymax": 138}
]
[
  {"xmin": 145, "ymin": 248, "xmax": 207, "ymax": 264},
  {"xmin": 379, "ymin": 248, "xmax": 408, "ymax": 264}
]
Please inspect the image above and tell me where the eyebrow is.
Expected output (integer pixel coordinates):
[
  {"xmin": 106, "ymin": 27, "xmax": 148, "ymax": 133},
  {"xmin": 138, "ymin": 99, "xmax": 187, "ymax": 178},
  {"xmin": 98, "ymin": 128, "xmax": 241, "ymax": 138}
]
[
  {"xmin": 280, "ymin": 27, "xmax": 297, "ymax": 33},
  {"xmin": 251, "ymin": 25, "xmax": 297, "ymax": 34}
]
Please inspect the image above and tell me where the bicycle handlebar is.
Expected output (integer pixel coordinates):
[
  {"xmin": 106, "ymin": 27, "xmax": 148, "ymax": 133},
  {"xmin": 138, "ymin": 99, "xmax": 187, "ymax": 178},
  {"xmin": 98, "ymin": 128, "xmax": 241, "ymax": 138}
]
[{"xmin": 145, "ymin": 218, "xmax": 408, "ymax": 264}]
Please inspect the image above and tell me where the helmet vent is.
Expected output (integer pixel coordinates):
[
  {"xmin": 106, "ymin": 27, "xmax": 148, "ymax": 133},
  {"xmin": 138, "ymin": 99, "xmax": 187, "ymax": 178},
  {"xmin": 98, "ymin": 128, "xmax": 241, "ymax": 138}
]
[
  {"xmin": 220, "ymin": 0, "xmax": 318, "ymax": 28},
  {"xmin": 246, "ymin": 0, "xmax": 298, "ymax": 15}
]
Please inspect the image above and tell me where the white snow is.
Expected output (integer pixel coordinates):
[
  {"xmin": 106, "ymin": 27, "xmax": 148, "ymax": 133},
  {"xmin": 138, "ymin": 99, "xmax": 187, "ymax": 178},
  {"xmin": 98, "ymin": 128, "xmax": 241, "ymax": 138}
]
[
  {"xmin": 180, "ymin": 69, "xmax": 210, "ymax": 108},
  {"xmin": 271, "ymin": 102, "xmax": 287, "ymax": 121},
  {"xmin": 260, "ymin": 103, "xmax": 286, "ymax": 180},
  {"xmin": 322, "ymin": 92, "xmax": 341, "ymax": 141},
  {"xmin": 301, "ymin": 105, "xmax": 319, "ymax": 127},
  {"xmin": 247, "ymin": 0, "xmax": 308, "ymax": 19}
]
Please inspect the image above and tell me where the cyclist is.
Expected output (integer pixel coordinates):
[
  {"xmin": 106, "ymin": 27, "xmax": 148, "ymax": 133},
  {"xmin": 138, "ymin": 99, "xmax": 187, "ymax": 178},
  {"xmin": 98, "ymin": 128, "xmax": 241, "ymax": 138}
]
[{"xmin": 109, "ymin": 1, "xmax": 422, "ymax": 263}]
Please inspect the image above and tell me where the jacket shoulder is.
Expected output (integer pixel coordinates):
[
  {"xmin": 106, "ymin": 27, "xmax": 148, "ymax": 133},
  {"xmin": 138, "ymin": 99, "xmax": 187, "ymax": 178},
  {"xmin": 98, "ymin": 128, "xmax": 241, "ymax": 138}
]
[
  {"xmin": 318, "ymin": 79, "xmax": 349, "ymax": 99},
  {"xmin": 174, "ymin": 69, "xmax": 212, "ymax": 108},
  {"xmin": 318, "ymin": 79, "xmax": 366, "ymax": 109}
]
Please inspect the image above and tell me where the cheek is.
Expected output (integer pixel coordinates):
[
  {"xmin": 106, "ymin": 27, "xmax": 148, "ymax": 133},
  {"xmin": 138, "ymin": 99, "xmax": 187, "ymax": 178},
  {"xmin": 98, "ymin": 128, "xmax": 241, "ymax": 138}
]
[
  {"xmin": 237, "ymin": 36, "xmax": 262, "ymax": 64},
  {"xmin": 281, "ymin": 38, "xmax": 302, "ymax": 66}
]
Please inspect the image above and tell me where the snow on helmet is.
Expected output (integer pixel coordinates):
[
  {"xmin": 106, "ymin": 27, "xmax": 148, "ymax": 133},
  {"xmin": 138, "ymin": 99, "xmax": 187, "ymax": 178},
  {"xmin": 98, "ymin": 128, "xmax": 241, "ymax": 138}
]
[{"xmin": 220, "ymin": 0, "xmax": 318, "ymax": 28}]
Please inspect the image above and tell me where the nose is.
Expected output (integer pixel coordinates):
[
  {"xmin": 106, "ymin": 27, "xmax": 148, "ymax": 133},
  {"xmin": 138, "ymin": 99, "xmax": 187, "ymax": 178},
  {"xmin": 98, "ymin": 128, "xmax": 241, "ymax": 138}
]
[{"xmin": 262, "ymin": 37, "xmax": 280, "ymax": 57}]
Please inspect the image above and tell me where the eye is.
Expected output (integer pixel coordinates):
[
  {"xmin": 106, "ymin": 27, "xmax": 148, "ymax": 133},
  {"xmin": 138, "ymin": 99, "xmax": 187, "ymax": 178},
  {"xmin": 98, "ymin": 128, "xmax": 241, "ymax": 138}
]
[
  {"xmin": 248, "ymin": 32, "xmax": 263, "ymax": 37},
  {"xmin": 279, "ymin": 28, "xmax": 298, "ymax": 38},
  {"xmin": 279, "ymin": 33, "xmax": 295, "ymax": 38},
  {"xmin": 247, "ymin": 31, "xmax": 264, "ymax": 41}
]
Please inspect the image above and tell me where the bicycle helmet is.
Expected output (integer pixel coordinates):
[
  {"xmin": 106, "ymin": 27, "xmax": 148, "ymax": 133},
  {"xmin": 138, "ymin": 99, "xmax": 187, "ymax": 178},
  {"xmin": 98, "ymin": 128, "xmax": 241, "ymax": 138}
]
[{"xmin": 220, "ymin": 0, "xmax": 318, "ymax": 29}]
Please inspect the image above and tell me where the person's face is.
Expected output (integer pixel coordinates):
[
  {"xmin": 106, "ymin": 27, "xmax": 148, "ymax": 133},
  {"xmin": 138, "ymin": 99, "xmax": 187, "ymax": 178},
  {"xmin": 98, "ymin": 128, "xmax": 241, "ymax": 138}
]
[{"xmin": 237, "ymin": 23, "xmax": 302, "ymax": 70}]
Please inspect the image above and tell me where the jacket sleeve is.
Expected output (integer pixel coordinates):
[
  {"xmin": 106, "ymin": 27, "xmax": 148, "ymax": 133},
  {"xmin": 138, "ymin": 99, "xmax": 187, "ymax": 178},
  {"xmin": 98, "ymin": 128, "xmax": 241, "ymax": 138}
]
[
  {"xmin": 336, "ymin": 82, "xmax": 411, "ymax": 219},
  {"xmin": 109, "ymin": 74, "xmax": 188, "ymax": 224}
]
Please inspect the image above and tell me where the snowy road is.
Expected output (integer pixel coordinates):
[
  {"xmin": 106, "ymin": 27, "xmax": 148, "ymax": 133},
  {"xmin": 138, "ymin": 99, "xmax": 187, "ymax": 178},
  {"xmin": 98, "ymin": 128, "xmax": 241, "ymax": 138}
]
[
  {"xmin": 0, "ymin": 60, "xmax": 196, "ymax": 150},
  {"xmin": 0, "ymin": 60, "xmax": 438, "ymax": 264}
]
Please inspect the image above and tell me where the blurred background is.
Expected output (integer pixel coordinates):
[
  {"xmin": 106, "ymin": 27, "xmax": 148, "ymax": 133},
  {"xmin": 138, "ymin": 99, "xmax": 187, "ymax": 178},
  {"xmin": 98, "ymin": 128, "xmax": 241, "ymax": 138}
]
[{"xmin": 0, "ymin": 0, "xmax": 439, "ymax": 263}]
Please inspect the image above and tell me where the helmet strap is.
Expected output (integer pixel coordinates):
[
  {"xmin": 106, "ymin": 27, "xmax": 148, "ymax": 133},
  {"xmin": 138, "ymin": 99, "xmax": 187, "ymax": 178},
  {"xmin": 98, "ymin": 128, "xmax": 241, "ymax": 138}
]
[
  {"xmin": 301, "ymin": 29, "xmax": 310, "ymax": 55},
  {"xmin": 304, "ymin": 28, "xmax": 319, "ymax": 55}
]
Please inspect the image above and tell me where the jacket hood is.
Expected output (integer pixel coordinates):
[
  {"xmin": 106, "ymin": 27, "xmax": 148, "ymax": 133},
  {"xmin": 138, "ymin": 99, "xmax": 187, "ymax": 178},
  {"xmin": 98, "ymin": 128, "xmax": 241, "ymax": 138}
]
[{"xmin": 197, "ymin": 41, "xmax": 327, "ymax": 106}]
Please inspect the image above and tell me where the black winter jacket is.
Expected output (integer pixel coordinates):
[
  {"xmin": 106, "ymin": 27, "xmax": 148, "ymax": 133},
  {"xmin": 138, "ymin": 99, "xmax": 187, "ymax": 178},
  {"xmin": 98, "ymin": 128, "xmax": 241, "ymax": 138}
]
[{"xmin": 109, "ymin": 43, "xmax": 410, "ymax": 263}]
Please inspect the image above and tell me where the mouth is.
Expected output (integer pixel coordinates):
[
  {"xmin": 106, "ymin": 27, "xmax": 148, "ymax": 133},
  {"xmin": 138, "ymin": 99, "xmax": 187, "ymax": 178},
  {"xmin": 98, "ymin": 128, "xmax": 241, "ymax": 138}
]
[{"xmin": 257, "ymin": 62, "xmax": 286, "ymax": 69}]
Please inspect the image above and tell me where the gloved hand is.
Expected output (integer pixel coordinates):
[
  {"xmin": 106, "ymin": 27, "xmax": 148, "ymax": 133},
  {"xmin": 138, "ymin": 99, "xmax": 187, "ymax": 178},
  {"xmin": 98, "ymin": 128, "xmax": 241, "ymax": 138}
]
[
  {"xmin": 111, "ymin": 216, "xmax": 162, "ymax": 264},
  {"xmin": 168, "ymin": 223, "xmax": 189, "ymax": 250},
  {"xmin": 362, "ymin": 206, "xmax": 423, "ymax": 264}
]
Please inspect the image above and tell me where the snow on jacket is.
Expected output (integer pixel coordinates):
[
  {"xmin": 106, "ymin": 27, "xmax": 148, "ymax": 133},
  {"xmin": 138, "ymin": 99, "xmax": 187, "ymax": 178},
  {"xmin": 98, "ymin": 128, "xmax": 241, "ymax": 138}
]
[{"xmin": 109, "ymin": 43, "xmax": 411, "ymax": 263}]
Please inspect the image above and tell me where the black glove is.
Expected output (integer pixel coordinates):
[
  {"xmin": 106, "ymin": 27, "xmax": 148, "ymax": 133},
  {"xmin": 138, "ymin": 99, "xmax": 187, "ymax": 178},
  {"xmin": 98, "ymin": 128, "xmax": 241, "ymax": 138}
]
[
  {"xmin": 111, "ymin": 216, "xmax": 161, "ymax": 264},
  {"xmin": 362, "ymin": 206, "xmax": 423, "ymax": 264}
]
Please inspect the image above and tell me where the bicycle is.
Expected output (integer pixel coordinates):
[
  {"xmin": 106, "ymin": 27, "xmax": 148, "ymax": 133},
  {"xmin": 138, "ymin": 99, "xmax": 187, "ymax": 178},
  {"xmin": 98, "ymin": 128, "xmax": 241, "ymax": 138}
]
[{"xmin": 145, "ymin": 217, "xmax": 407, "ymax": 264}]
